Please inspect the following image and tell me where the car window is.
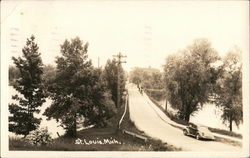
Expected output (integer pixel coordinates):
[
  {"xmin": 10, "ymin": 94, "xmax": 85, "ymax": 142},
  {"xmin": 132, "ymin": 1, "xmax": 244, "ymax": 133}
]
[
  {"xmin": 198, "ymin": 126, "xmax": 209, "ymax": 132},
  {"xmin": 188, "ymin": 124, "xmax": 196, "ymax": 129}
]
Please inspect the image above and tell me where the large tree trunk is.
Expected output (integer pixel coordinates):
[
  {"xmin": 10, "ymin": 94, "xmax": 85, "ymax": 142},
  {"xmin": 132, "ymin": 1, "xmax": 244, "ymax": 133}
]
[
  {"xmin": 184, "ymin": 114, "xmax": 190, "ymax": 122},
  {"xmin": 183, "ymin": 103, "xmax": 191, "ymax": 122},
  {"xmin": 165, "ymin": 99, "xmax": 168, "ymax": 112},
  {"xmin": 67, "ymin": 115, "xmax": 77, "ymax": 137},
  {"xmin": 229, "ymin": 114, "xmax": 233, "ymax": 132}
]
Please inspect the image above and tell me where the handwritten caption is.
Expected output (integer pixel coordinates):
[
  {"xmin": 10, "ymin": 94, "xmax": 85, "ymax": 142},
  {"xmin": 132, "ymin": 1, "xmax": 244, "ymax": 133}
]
[{"xmin": 75, "ymin": 137, "xmax": 122, "ymax": 145}]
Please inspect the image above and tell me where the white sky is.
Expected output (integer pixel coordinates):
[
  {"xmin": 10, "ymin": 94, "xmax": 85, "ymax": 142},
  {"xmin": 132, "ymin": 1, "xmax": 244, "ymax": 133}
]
[{"xmin": 1, "ymin": 1, "xmax": 249, "ymax": 71}]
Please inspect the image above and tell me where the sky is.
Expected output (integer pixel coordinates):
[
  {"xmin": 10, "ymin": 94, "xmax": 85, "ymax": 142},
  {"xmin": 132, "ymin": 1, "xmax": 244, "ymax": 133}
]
[{"xmin": 1, "ymin": 0, "xmax": 249, "ymax": 71}]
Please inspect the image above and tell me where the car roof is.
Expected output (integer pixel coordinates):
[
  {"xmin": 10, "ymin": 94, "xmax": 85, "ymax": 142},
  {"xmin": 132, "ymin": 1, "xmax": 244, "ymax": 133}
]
[
  {"xmin": 188, "ymin": 122, "xmax": 197, "ymax": 126},
  {"xmin": 188, "ymin": 122, "xmax": 207, "ymax": 127}
]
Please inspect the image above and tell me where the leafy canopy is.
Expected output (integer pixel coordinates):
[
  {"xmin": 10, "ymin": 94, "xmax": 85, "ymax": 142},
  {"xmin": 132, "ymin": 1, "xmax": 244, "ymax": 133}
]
[
  {"xmin": 44, "ymin": 37, "xmax": 116, "ymax": 137},
  {"xmin": 164, "ymin": 39, "xmax": 220, "ymax": 121},
  {"xmin": 129, "ymin": 67, "xmax": 164, "ymax": 89},
  {"xmin": 213, "ymin": 47, "xmax": 242, "ymax": 131},
  {"xmin": 103, "ymin": 59, "xmax": 126, "ymax": 107}
]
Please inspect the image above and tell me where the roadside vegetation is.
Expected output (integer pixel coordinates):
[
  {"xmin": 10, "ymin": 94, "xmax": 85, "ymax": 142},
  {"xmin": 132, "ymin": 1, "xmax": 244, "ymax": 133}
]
[
  {"xmin": 9, "ymin": 98, "xmax": 180, "ymax": 151},
  {"xmin": 9, "ymin": 35, "xmax": 123, "ymax": 150},
  {"xmin": 129, "ymin": 67, "xmax": 165, "ymax": 101},
  {"xmin": 9, "ymin": 36, "xmax": 125, "ymax": 138},
  {"xmin": 163, "ymin": 39, "xmax": 242, "ymax": 132},
  {"xmin": 129, "ymin": 39, "xmax": 242, "ymax": 133}
]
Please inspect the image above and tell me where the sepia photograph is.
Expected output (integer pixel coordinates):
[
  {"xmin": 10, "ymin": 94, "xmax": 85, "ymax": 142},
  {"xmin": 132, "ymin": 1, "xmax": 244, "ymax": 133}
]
[{"xmin": 1, "ymin": 0, "xmax": 249, "ymax": 157}]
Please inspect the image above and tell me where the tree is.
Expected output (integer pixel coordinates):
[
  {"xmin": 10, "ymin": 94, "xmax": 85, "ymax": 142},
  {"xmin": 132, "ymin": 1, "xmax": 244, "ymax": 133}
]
[
  {"xmin": 42, "ymin": 64, "xmax": 56, "ymax": 84},
  {"xmin": 9, "ymin": 35, "xmax": 46, "ymax": 137},
  {"xmin": 103, "ymin": 59, "xmax": 126, "ymax": 107},
  {"xmin": 129, "ymin": 67, "xmax": 143, "ymax": 85},
  {"xmin": 129, "ymin": 67, "xmax": 164, "ymax": 89},
  {"xmin": 129, "ymin": 67, "xmax": 165, "ymax": 101},
  {"xmin": 44, "ymin": 37, "xmax": 116, "ymax": 137},
  {"xmin": 164, "ymin": 39, "xmax": 220, "ymax": 122},
  {"xmin": 214, "ymin": 48, "xmax": 242, "ymax": 131}
]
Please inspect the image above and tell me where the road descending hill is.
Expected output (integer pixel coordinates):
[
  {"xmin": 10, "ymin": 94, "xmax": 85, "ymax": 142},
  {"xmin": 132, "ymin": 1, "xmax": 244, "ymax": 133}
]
[{"xmin": 127, "ymin": 83, "xmax": 241, "ymax": 151}]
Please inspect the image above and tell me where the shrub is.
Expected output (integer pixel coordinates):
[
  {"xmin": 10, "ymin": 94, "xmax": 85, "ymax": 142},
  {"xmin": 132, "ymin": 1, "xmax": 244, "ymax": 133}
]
[
  {"xmin": 26, "ymin": 127, "xmax": 52, "ymax": 146},
  {"xmin": 148, "ymin": 90, "xmax": 166, "ymax": 101}
]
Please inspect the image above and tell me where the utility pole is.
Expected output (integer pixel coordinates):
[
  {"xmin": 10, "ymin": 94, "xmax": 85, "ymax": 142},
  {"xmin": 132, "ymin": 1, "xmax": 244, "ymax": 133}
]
[
  {"xmin": 98, "ymin": 57, "xmax": 100, "ymax": 68},
  {"xmin": 113, "ymin": 52, "xmax": 127, "ymax": 107}
]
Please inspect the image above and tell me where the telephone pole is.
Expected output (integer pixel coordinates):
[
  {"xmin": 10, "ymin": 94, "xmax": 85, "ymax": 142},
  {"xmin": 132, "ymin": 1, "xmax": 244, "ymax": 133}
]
[
  {"xmin": 98, "ymin": 57, "xmax": 100, "ymax": 68},
  {"xmin": 113, "ymin": 52, "xmax": 127, "ymax": 107}
]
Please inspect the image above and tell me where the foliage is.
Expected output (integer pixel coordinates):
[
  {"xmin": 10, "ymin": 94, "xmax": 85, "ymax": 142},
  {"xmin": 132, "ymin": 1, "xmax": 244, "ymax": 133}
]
[
  {"xmin": 44, "ymin": 37, "xmax": 116, "ymax": 137},
  {"xmin": 9, "ymin": 35, "xmax": 46, "ymax": 137},
  {"xmin": 9, "ymin": 65, "xmax": 20, "ymax": 86},
  {"xmin": 42, "ymin": 64, "xmax": 56, "ymax": 84},
  {"xmin": 103, "ymin": 59, "xmax": 126, "ymax": 107},
  {"xmin": 129, "ymin": 67, "xmax": 164, "ymax": 89},
  {"xmin": 163, "ymin": 39, "xmax": 220, "ymax": 121},
  {"xmin": 26, "ymin": 127, "xmax": 52, "ymax": 146},
  {"xmin": 129, "ymin": 67, "xmax": 143, "ymax": 85},
  {"xmin": 146, "ymin": 90, "xmax": 166, "ymax": 101},
  {"xmin": 129, "ymin": 67, "xmax": 165, "ymax": 101},
  {"xmin": 213, "ymin": 48, "xmax": 242, "ymax": 131}
]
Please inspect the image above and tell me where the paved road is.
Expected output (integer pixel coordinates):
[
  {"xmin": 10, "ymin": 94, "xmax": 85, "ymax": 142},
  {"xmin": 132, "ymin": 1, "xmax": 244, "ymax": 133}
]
[{"xmin": 127, "ymin": 83, "xmax": 241, "ymax": 151}]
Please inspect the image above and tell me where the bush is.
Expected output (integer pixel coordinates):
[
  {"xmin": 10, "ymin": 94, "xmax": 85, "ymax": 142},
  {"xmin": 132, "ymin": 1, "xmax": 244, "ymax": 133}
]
[
  {"xmin": 26, "ymin": 127, "xmax": 52, "ymax": 146},
  {"xmin": 147, "ymin": 90, "xmax": 165, "ymax": 101}
]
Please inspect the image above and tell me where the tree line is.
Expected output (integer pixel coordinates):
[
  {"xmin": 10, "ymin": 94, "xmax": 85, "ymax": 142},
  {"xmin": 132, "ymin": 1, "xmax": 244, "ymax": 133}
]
[
  {"xmin": 130, "ymin": 39, "xmax": 242, "ymax": 131},
  {"xmin": 9, "ymin": 35, "xmax": 126, "ymax": 137},
  {"xmin": 129, "ymin": 67, "xmax": 165, "ymax": 101}
]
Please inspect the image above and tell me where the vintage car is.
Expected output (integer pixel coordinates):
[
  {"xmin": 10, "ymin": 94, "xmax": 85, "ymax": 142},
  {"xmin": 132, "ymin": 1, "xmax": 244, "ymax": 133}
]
[{"xmin": 183, "ymin": 123, "xmax": 215, "ymax": 140}]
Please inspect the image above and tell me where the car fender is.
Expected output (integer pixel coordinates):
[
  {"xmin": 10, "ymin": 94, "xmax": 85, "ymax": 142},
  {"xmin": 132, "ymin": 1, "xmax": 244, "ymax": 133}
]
[{"xmin": 183, "ymin": 128, "xmax": 189, "ymax": 135}]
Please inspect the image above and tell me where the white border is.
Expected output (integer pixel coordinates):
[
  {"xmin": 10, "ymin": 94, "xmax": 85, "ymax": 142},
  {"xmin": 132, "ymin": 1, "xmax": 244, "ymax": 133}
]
[{"xmin": 1, "ymin": 0, "xmax": 249, "ymax": 157}]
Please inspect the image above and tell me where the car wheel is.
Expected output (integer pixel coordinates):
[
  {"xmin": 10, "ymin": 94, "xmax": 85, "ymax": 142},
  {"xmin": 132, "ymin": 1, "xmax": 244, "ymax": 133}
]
[
  {"xmin": 196, "ymin": 134, "xmax": 200, "ymax": 140},
  {"xmin": 183, "ymin": 130, "xmax": 187, "ymax": 135}
]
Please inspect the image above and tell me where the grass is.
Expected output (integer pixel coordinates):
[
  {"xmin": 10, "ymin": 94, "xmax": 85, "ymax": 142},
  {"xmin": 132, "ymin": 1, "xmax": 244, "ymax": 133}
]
[
  {"xmin": 214, "ymin": 136, "xmax": 242, "ymax": 147},
  {"xmin": 9, "ymin": 97, "xmax": 181, "ymax": 151},
  {"xmin": 208, "ymin": 127, "xmax": 242, "ymax": 139},
  {"xmin": 9, "ymin": 130, "xmax": 173, "ymax": 152}
]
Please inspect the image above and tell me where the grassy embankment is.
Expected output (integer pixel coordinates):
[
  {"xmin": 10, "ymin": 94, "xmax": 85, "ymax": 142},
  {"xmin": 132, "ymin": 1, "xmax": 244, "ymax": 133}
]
[
  {"xmin": 9, "ymin": 97, "xmax": 181, "ymax": 151},
  {"xmin": 145, "ymin": 93, "xmax": 242, "ymax": 147}
]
